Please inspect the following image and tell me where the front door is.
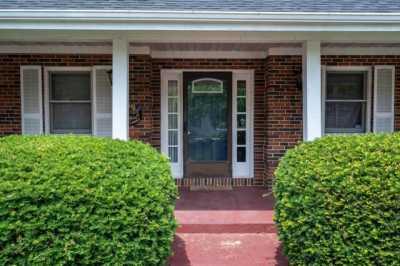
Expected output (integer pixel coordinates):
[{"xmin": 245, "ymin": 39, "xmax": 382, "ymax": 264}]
[{"xmin": 183, "ymin": 72, "xmax": 232, "ymax": 178}]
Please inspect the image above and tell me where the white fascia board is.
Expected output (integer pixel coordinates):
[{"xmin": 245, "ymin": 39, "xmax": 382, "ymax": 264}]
[
  {"xmin": 1, "ymin": 10, "xmax": 400, "ymax": 31},
  {"xmin": 2, "ymin": 10, "xmax": 400, "ymax": 23}
]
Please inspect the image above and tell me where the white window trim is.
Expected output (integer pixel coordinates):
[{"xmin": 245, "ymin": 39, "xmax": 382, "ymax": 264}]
[
  {"xmin": 160, "ymin": 69, "xmax": 254, "ymax": 179},
  {"xmin": 44, "ymin": 66, "xmax": 93, "ymax": 134},
  {"xmin": 322, "ymin": 66, "xmax": 372, "ymax": 135}
]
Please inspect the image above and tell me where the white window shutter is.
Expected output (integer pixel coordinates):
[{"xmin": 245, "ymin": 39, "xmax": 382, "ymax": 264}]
[
  {"xmin": 20, "ymin": 66, "xmax": 43, "ymax": 135},
  {"xmin": 93, "ymin": 66, "xmax": 112, "ymax": 137},
  {"xmin": 374, "ymin": 66, "xmax": 395, "ymax": 133}
]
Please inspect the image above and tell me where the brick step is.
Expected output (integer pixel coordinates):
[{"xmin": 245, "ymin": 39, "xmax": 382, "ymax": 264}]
[
  {"xmin": 175, "ymin": 210, "xmax": 276, "ymax": 234},
  {"xmin": 169, "ymin": 233, "xmax": 288, "ymax": 266}
]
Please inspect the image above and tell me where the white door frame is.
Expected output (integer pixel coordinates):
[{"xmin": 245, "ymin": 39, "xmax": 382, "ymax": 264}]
[{"xmin": 160, "ymin": 69, "xmax": 254, "ymax": 179}]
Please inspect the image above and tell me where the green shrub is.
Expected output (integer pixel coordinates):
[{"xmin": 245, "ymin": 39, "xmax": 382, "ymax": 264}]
[
  {"xmin": 274, "ymin": 134, "xmax": 400, "ymax": 266},
  {"xmin": 0, "ymin": 135, "xmax": 177, "ymax": 265}
]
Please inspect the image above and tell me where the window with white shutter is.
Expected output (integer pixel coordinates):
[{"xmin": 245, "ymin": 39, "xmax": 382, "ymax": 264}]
[
  {"xmin": 374, "ymin": 66, "xmax": 395, "ymax": 133},
  {"xmin": 20, "ymin": 66, "xmax": 43, "ymax": 135},
  {"xmin": 323, "ymin": 66, "xmax": 372, "ymax": 134},
  {"xmin": 93, "ymin": 66, "xmax": 112, "ymax": 137}
]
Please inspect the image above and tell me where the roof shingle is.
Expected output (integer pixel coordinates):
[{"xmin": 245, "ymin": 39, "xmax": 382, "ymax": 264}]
[{"xmin": 0, "ymin": 0, "xmax": 399, "ymax": 13}]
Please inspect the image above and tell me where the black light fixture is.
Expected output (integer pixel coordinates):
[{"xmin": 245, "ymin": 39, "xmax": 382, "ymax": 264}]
[
  {"xmin": 106, "ymin": 69, "xmax": 143, "ymax": 126},
  {"xmin": 106, "ymin": 70, "xmax": 113, "ymax": 86},
  {"xmin": 294, "ymin": 69, "xmax": 302, "ymax": 90},
  {"xmin": 130, "ymin": 103, "xmax": 143, "ymax": 126}
]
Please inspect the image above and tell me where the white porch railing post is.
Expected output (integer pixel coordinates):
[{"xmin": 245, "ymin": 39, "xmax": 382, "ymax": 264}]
[
  {"xmin": 112, "ymin": 37, "xmax": 129, "ymax": 140},
  {"xmin": 302, "ymin": 40, "xmax": 322, "ymax": 141}
]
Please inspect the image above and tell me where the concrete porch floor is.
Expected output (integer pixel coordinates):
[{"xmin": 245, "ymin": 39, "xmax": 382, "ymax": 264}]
[{"xmin": 169, "ymin": 188, "xmax": 288, "ymax": 266}]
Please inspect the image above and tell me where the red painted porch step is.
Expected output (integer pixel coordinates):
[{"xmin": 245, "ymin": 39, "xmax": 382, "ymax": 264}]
[
  {"xmin": 175, "ymin": 188, "xmax": 276, "ymax": 234},
  {"xmin": 169, "ymin": 233, "xmax": 288, "ymax": 266},
  {"xmin": 175, "ymin": 209, "xmax": 276, "ymax": 233},
  {"xmin": 171, "ymin": 189, "xmax": 287, "ymax": 265}
]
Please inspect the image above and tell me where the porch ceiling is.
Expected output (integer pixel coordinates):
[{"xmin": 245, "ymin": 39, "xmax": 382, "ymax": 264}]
[{"xmin": 132, "ymin": 42, "xmax": 301, "ymax": 52}]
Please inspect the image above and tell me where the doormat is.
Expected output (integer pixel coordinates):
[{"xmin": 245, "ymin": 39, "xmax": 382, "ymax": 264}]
[
  {"xmin": 176, "ymin": 177, "xmax": 257, "ymax": 188},
  {"xmin": 187, "ymin": 178, "xmax": 233, "ymax": 191}
]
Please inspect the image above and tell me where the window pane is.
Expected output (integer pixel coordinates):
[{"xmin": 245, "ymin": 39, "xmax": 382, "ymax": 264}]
[
  {"xmin": 237, "ymin": 147, "xmax": 246, "ymax": 162},
  {"xmin": 187, "ymin": 77, "xmax": 228, "ymax": 161},
  {"xmin": 326, "ymin": 72, "xmax": 365, "ymax": 100},
  {"xmin": 168, "ymin": 130, "xmax": 178, "ymax": 146},
  {"xmin": 168, "ymin": 80, "xmax": 178, "ymax": 96},
  {"xmin": 237, "ymin": 98, "xmax": 246, "ymax": 113},
  {"xmin": 237, "ymin": 80, "xmax": 246, "ymax": 96},
  {"xmin": 168, "ymin": 147, "xmax": 178, "ymax": 163},
  {"xmin": 192, "ymin": 79, "xmax": 223, "ymax": 94},
  {"xmin": 51, "ymin": 72, "xmax": 91, "ymax": 101},
  {"xmin": 168, "ymin": 114, "xmax": 178, "ymax": 130},
  {"xmin": 168, "ymin": 98, "xmax": 178, "ymax": 113},
  {"xmin": 325, "ymin": 102, "xmax": 365, "ymax": 133},
  {"xmin": 51, "ymin": 103, "xmax": 91, "ymax": 134},
  {"xmin": 237, "ymin": 131, "xmax": 246, "ymax": 145},
  {"xmin": 237, "ymin": 114, "xmax": 246, "ymax": 129}
]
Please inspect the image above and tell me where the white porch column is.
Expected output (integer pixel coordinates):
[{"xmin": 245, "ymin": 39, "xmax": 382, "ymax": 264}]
[
  {"xmin": 112, "ymin": 38, "xmax": 129, "ymax": 140},
  {"xmin": 302, "ymin": 40, "xmax": 322, "ymax": 141}
]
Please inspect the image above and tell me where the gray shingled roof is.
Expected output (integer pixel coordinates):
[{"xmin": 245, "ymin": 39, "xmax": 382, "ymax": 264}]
[{"xmin": 0, "ymin": 0, "xmax": 399, "ymax": 13}]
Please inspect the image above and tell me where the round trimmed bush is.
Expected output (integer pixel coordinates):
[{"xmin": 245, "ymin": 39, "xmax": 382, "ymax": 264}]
[
  {"xmin": 274, "ymin": 134, "xmax": 400, "ymax": 266},
  {"xmin": 0, "ymin": 135, "xmax": 177, "ymax": 265}
]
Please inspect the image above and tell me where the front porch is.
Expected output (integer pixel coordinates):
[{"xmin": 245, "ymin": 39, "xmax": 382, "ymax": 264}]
[{"xmin": 0, "ymin": 39, "xmax": 398, "ymax": 188}]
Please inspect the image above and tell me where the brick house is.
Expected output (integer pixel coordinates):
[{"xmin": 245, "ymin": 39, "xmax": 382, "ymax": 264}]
[{"xmin": 1, "ymin": 1, "xmax": 400, "ymax": 189}]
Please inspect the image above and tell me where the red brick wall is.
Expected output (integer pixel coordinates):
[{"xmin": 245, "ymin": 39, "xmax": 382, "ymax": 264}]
[
  {"xmin": 263, "ymin": 55, "xmax": 400, "ymax": 186},
  {"xmin": 2, "ymin": 54, "xmax": 400, "ymax": 187},
  {"xmin": 129, "ymin": 55, "xmax": 154, "ymax": 143},
  {"xmin": 265, "ymin": 56, "xmax": 303, "ymax": 186}
]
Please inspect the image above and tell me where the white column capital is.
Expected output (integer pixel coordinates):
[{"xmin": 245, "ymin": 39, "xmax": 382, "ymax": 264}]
[
  {"xmin": 112, "ymin": 38, "xmax": 130, "ymax": 140},
  {"xmin": 303, "ymin": 40, "xmax": 322, "ymax": 141}
]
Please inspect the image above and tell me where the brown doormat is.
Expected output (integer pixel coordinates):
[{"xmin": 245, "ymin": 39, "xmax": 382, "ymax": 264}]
[{"xmin": 188, "ymin": 178, "xmax": 233, "ymax": 191}]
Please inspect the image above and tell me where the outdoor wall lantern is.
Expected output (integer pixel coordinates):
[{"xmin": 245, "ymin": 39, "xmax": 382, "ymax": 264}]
[
  {"xmin": 130, "ymin": 103, "xmax": 143, "ymax": 126},
  {"xmin": 106, "ymin": 70, "xmax": 113, "ymax": 85},
  {"xmin": 294, "ymin": 69, "xmax": 303, "ymax": 90},
  {"xmin": 106, "ymin": 70, "xmax": 143, "ymax": 126}
]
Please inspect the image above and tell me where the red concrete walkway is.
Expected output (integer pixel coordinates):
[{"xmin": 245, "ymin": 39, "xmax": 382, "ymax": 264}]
[{"xmin": 169, "ymin": 188, "xmax": 289, "ymax": 266}]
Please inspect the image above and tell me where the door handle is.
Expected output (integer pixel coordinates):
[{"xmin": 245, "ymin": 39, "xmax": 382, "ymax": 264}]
[{"xmin": 187, "ymin": 130, "xmax": 191, "ymax": 135}]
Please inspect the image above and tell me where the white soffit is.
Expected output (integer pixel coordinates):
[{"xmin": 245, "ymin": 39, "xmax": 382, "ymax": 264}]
[{"xmin": 271, "ymin": 44, "xmax": 400, "ymax": 55}]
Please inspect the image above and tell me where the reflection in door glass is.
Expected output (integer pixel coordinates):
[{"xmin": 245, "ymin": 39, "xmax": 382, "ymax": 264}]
[{"xmin": 188, "ymin": 79, "xmax": 228, "ymax": 161}]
